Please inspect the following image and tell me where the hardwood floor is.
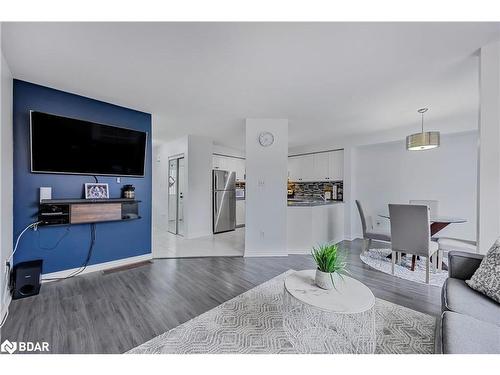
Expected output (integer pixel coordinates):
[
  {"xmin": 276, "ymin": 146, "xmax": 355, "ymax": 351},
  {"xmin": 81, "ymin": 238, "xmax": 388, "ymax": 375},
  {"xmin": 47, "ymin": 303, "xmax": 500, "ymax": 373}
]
[{"xmin": 0, "ymin": 239, "xmax": 442, "ymax": 354}]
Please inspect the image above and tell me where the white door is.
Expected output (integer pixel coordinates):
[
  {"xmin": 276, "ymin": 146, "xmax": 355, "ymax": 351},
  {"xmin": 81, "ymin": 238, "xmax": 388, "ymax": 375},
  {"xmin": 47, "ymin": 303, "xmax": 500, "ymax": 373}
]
[
  {"xmin": 313, "ymin": 152, "xmax": 330, "ymax": 181},
  {"xmin": 328, "ymin": 150, "xmax": 344, "ymax": 181}
]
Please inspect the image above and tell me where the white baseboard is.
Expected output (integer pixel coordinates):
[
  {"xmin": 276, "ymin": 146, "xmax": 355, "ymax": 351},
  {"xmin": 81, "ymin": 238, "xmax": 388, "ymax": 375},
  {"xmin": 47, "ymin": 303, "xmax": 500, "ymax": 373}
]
[
  {"xmin": 41, "ymin": 253, "xmax": 152, "ymax": 282},
  {"xmin": 244, "ymin": 250, "xmax": 288, "ymax": 257}
]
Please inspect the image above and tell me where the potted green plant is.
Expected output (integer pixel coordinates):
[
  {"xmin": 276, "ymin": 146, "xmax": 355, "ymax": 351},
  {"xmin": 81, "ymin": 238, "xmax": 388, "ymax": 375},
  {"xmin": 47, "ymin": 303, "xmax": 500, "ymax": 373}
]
[{"xmin": 311, "ymin": 243, "xmax": 349, "ymax": 290}]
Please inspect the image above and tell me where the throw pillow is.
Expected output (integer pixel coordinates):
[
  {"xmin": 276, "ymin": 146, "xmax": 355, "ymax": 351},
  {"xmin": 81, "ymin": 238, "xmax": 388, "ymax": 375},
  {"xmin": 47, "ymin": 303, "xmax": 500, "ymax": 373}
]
[{"xmin": 466, "ymin": 238, "xmax": 500, "ymax": 303}]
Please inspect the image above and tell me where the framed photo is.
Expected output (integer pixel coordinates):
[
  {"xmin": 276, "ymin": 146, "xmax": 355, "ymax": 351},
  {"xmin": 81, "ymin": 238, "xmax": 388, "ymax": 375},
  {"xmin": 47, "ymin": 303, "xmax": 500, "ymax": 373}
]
[{"xmin": 84, "ymin": 183, "xmax": 110, "ymax": 199}]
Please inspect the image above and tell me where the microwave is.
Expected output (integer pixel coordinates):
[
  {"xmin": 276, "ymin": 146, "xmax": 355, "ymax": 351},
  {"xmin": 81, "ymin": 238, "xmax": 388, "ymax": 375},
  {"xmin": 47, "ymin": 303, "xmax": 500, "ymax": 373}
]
[{"xmin": 235, "ymin": 188, "xmax": 245, "ymax": 199}]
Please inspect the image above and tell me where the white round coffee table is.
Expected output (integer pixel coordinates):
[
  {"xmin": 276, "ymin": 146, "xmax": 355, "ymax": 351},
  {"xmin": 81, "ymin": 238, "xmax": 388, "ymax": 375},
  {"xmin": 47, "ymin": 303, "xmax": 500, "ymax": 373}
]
[{"xmin": 283, "ymin": 270, "xmax": 376, "ymax": 354}]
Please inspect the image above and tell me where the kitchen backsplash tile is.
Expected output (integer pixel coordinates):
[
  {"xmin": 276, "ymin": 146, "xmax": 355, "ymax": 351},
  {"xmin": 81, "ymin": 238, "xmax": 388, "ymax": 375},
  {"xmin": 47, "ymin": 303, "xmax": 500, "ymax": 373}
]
[{"xmin": 291, "ymin": 181, "xmax": 343, "ymax": 200}]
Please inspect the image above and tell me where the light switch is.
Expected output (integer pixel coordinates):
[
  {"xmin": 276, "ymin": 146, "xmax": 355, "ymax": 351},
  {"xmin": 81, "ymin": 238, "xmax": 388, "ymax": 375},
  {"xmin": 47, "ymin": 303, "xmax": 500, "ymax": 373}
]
[{"xmin": 116, "ymin": 177, "xmax": 121, "ymax": 183}]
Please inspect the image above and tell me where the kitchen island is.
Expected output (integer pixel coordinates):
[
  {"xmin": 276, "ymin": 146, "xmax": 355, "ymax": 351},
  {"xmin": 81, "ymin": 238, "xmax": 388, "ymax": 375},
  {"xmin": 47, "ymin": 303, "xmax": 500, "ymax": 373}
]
[{"xmin": 287, "ymin": 200, "xmax": 344, "ymax": 254}]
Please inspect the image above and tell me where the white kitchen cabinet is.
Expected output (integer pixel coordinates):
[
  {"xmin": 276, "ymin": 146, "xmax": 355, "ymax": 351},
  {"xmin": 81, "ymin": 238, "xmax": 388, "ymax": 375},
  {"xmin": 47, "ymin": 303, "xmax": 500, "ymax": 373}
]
[
  {"xmin": 234, "ymin": 158, "xmax": 246, "ymax": 181},
  {"xmin": 328, "ymin": 150, "xmax": 344, "ymax": 181},
  {"xmin": 313, "ymin": 152, "xmax": 330, "ymax": 181},
  {"xmin": 288, "ymin": 156, "xmax": 301, "ymax": 181},
  {"xmin": 212, "ymin": 155, "xmax": 221, "ymax": 169},
  {"xmin": 288, "ymin": 150, "xmax": 344, "ymax": 182},
  {"xmin": 236, "ymin": 200, "xmax": 245, "ymax": 226},
  {"xmin": 213, "ymin": 155, "xmax": 246, "ymax": 181},
  {"xmin": 296, "ymin": 155, "xmax": 314, "ymax": 181}
]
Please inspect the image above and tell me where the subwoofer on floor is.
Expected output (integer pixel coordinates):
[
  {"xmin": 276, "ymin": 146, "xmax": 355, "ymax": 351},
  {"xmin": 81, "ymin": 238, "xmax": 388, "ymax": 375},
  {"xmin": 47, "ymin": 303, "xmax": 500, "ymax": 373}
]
[{"xmin": 11, "ymin": 259, "xmax": 43, "ymax": 300}]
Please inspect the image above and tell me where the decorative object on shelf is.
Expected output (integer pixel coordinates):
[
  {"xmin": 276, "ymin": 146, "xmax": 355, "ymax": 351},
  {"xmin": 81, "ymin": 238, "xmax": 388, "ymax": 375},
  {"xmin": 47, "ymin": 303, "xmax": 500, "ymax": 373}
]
[
  {"xmin": 406, "ymin": 108, "xmax": 440, "ymax": 151},
  {"xmin": 311, "ymin": 243, "xmax": 349, "ymax": 290},
  {"xmin": 122, "ymin": 184, "xmax": 136, "ymax": 199},
  {"xmin": 258, "ymin": 131, "xmax": 275, "ymax": 147},
  {"xmin": 39, "ymin": 186, "xmax": 52, "ymax": 202},
  {"xmin": 84, "ymin": 183, "xmax": 110, "ymax": 199}
]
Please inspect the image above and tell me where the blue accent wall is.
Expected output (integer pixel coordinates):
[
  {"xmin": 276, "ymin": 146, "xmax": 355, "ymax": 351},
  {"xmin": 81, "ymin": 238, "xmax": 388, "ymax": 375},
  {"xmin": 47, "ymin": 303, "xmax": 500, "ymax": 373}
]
[{"xmin": 13, "ymin": 80, "xmax": 152, "ymax": 274}]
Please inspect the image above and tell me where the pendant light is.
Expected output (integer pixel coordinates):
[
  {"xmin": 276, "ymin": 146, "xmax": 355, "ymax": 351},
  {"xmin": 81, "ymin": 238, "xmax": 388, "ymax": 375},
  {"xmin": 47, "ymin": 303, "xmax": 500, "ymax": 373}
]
[{"xmin": 406, "ymin": 108, "xmax": 440, "ymax": 151}]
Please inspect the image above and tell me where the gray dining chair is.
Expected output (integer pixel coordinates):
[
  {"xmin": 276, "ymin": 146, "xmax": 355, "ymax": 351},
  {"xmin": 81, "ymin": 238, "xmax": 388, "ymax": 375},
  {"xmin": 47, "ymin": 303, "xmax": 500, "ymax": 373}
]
[
  {"xmin": 355, "ymin": 200, "xmax": 391, "ymax": 253},
  {"xmin": 389, "ymin": 204, "xmax": 439, "ymax": 284},
  {"xmin": 409, "ymin": 200, "xmax": 439, "ymax": 218}
]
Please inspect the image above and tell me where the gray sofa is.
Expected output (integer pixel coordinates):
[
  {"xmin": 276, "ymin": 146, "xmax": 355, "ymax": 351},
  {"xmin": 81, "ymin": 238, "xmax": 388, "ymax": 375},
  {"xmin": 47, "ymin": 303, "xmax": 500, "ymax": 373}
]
[{"xmin": 438, "ymin": 251, "xmax": 500, "ymax": 354}]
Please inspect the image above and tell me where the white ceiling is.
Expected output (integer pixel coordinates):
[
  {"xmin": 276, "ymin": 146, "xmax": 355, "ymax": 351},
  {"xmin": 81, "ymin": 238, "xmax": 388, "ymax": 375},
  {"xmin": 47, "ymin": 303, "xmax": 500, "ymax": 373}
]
[{"xmin": 3, "ymin": 22, "xmax": 500, "ymax": 151}]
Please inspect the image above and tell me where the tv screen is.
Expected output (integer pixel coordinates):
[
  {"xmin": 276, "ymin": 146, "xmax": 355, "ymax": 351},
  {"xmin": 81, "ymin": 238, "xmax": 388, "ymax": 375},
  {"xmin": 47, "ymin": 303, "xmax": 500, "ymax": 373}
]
[{"xmin": 30, "ymin": 111, "xmax": 147, "ymax": 177}]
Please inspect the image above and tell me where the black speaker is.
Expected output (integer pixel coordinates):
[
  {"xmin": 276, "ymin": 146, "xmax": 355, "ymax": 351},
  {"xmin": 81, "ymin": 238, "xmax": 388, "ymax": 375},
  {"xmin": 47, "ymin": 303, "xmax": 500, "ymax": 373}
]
[{"xmin": 11, "ymin": 260, "xmax": 43, "ymax": 300}]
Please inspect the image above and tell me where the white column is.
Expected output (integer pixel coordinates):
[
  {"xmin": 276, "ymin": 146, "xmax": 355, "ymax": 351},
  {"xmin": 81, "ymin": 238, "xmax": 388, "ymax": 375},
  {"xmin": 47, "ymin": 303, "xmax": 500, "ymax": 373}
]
[
  {"xmin": 186, "ymin": 135, "xmax": 213, "ymax": 239},
  {"xmin": 245, "ymin": 119, "xmax": 288, "ymax": 256},
  {"xmin": 478, "ymin": 42, "xmax": 500, "ymax": 253}
]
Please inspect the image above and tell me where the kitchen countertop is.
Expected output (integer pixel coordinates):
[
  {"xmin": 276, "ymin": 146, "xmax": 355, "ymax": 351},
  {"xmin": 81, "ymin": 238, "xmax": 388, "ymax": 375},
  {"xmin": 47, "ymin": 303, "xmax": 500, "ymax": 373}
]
[{"xmin": 287, "ymin": 199, "xmax": 343, "ymax": 207}]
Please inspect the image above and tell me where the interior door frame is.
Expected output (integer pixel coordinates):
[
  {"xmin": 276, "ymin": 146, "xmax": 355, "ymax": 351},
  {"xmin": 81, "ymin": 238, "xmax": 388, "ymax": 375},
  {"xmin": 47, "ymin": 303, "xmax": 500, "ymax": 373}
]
[{"xmin": 167, "ymin": 154, "xmax": 185, "ymax": 235}]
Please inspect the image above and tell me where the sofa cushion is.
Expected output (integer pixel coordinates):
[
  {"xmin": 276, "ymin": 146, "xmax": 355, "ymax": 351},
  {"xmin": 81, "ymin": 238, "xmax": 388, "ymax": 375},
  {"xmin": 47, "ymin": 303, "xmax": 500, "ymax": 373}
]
[
  {"xmin": 442, "ymin": 278, "xmax": 500, "ymax": 326},
  {"xmin": 466, "ymin": 239, "xmax": 500, "ymax": 303},
  {"xmin": 441, "ymin": 311, "xmax": 500, "ymax": 354}
]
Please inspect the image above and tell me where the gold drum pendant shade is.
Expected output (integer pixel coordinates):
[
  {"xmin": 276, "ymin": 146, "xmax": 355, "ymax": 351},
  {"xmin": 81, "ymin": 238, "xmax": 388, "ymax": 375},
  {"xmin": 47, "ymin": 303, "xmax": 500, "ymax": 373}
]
[{"xmin": 406, "ymin": 108, "xmax": 440, "ymax": 151}]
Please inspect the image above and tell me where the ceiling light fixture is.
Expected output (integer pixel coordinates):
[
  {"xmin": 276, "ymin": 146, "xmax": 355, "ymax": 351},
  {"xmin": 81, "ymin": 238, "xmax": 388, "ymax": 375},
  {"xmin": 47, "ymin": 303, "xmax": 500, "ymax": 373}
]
[{"xmin": 406, "ymin": 108, "xmax": 440, "ymax": 151}]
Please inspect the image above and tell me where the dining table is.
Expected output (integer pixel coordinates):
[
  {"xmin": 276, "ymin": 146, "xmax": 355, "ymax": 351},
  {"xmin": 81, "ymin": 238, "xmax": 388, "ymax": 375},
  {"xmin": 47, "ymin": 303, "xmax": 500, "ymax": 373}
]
[
  {"xmin": 378, "ymin": 213, "xmax": 467, "ymax": 271},
  {"xmin": 378, "ymin": 213, "xmax": 466, "ymax": 236}
]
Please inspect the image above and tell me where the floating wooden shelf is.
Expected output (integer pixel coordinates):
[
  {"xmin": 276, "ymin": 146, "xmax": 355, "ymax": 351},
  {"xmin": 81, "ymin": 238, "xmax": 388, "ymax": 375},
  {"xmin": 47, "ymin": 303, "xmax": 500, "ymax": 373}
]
[{"xmin": 38, "ymin": 199, "xmax": 141, "ymax": 226}]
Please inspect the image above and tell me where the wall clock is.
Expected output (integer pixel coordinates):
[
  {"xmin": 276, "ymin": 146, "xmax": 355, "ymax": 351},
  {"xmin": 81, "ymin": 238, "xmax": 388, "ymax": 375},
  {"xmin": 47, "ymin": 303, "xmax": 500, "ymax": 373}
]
[{"xmin": 258, "ymin": 131, "xmax": 275, "ymax": 147}]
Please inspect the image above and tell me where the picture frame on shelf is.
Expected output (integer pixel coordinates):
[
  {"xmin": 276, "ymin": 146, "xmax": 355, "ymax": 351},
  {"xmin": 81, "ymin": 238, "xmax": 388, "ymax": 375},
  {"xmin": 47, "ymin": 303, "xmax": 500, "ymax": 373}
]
[{"xmin": 84, "ymin": 183, "xmax": 110, "ymax": 199}]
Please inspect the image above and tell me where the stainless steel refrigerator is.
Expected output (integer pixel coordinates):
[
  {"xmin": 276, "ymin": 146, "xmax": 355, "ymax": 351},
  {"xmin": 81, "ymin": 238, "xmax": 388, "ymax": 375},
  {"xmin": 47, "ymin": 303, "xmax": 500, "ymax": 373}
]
[{"xmin": 213, "ymin": 169, "xmax": 236, "ymax": 233}]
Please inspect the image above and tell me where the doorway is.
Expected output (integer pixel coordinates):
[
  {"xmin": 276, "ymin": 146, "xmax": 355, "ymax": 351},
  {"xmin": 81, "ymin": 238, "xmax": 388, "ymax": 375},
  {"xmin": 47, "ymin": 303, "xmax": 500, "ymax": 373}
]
[{"xmin": 168, "ymin": 156, "xmax": 185, "ymax": 236}]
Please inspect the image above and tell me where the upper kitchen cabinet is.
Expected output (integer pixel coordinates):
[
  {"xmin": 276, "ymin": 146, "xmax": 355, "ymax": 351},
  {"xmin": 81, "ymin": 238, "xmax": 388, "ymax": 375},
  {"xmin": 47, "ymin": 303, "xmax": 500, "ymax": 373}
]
[
  {"xmin": 213, "ymin": 155, "xmax": 246, "ymax": 181},
  {"xmin": 288, "ymin": 150, "xmax": 344, "ymax": 182},
  {"xmin": 328, "ymin": 150, "xmax": 344, "ymax": 181},
  {"xmin": 288, "ymin": 156, "xmax": 301, "ymax": 181},
  {"xmin": 313, "ymin": 152, "xmax": 330, "ymax": 181},
  {"xmin": 288, "ymin": 154, "xmax": 314, "ymax": 181},
  {"xmin": 233, "ymin": 158, "xmax": 246, "ymax": 181}
]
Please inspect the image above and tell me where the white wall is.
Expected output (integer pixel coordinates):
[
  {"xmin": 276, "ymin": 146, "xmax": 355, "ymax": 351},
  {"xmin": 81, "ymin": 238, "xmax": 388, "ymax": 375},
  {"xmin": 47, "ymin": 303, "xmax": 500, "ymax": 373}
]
[
  {"xmin": 213, "ymin": 144, "xmax": 245, "ymax": 158},
  {"xmin": 478, "ymin": 42, "xmax": 500, "ymax": 254},
  {"xmin": 354, "ymin": 131, "xmax": 478, "ymax": 241},
  {"xmin": 245, "ymin": 119, "xmax": 288, "ymax": 256},
  {"xmin": 0, "ymin": 23, "xmax": 14, "ymax": 332}
]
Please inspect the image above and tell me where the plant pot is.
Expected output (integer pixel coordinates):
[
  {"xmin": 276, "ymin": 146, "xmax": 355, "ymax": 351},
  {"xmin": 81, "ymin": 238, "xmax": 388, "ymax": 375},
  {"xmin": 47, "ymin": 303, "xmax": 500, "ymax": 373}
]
[{"xmin": 315, "ymin": 269, "xmax": 341, "ymax": 290}]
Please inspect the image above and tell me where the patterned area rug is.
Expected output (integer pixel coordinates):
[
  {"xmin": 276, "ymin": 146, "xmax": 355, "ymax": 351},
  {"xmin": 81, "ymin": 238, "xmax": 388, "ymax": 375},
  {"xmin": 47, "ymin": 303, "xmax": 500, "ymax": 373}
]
[
  {"xmin": 360, "ymin": 248, "xmax": 448, "ymax": 287},
  {"xmin": 128, "ymin": 271, "xmax": 436, "ymax": 354}
]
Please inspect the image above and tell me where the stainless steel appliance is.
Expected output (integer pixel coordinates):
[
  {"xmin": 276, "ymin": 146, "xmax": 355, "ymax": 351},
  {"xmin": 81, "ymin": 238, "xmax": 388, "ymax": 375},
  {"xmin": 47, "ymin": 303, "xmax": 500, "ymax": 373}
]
[{"xmin": 213, "ymin": 169, "xmax": 236, "ymax": 233}]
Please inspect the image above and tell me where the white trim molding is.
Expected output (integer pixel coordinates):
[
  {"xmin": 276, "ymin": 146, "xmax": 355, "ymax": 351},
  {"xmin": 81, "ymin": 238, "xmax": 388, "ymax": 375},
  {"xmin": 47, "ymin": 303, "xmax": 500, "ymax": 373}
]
[{"xmin": 41, "ymin": 253, "xmax": 152, "ymax": 282}]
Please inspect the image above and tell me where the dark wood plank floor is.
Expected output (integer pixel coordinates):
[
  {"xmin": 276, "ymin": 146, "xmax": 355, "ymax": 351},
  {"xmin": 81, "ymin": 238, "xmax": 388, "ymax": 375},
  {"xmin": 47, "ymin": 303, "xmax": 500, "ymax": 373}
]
[{"xmin": 1, "ymin": 239, "xmax": 442, "ymax": 354}]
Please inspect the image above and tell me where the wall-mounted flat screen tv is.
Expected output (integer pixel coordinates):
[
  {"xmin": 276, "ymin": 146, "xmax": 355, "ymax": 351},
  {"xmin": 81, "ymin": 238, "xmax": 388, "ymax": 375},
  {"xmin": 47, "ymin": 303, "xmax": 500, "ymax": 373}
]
[{"xmin": 30, "ymin": 111, "xmax": 147, "ymax": 177}]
